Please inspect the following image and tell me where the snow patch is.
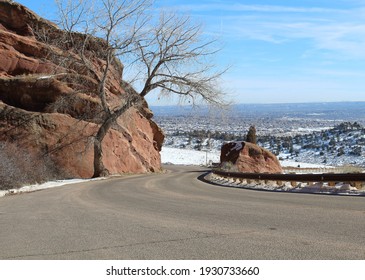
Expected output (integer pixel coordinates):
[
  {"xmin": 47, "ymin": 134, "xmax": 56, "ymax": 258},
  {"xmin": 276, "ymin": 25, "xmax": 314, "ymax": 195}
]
[
  {"xmin": 36, "ymin": 75, "xmax": 53, "ymax": 80},
  {"xmin": 161, "ymin": 147, "xmax": 220, "ymax": 165},
  {"xmin": 0, "ymin": 178, "xmax": 104, "ymax": 198},
  {"xmin": 231, "ymin": 141, "xmax": 243, "ymax": 151},
  {"xmin": 280, "ymin": 160, "xmax": 331, "ymax": 169}
]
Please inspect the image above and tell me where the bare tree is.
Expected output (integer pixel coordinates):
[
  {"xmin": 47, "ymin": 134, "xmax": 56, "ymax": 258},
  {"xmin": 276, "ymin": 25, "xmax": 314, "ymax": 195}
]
[
  {"xmin": 132, "ymin": 12, "xmax": 227, "ymax": 105},
  {"xmin": 55, "ymin": 0, "xmax": 151, "ymax": 177},
  {"xmin": 55, "ymin": 0, "xmax": 228, "ymax": 177}
]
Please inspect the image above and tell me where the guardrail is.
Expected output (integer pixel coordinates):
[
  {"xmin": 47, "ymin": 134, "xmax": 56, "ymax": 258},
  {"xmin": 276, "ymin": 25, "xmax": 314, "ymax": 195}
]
[
  {"xmin": 212, "ymin": 169, "xmax": 365, "ymax": 188},
  {"xmin": 282, "ymin": 166, "xmax": 364, "ymax": 174}
]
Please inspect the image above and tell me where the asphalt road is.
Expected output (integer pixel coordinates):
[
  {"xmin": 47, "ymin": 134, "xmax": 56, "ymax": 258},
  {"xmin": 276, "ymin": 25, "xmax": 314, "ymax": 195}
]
[{"xmin": 0, "ymin": 165, "xmax": 364, "ymax": 260}]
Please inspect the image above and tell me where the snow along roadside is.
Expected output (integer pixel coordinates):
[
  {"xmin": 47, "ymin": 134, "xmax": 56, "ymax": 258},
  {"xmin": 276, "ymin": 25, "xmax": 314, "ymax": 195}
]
[{"xmin": 0, "ymin": 178, "xmax": 104, "ymax": 198}]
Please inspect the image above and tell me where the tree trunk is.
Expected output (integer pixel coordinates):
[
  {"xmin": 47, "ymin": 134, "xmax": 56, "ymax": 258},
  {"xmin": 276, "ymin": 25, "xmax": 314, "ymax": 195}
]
[
  {"xmin": 92, "ymin": 94, "xmax": 140, "ymax": 178},
  {"xmin": 92, "ymin": 117, "xmax": 114, "ymax": 178}
]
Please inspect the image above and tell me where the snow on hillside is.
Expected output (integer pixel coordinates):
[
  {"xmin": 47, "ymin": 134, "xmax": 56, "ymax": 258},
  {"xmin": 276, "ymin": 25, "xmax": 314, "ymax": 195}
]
[{"xmin": 279, "ymin": 160, "xmax": 330, "ymax": 169}]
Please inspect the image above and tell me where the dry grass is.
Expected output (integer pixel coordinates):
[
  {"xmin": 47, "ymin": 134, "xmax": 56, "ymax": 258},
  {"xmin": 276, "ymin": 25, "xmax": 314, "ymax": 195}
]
[{"xmin": 219, "ymin": 161, "xmax": 239, "ymax": 172}]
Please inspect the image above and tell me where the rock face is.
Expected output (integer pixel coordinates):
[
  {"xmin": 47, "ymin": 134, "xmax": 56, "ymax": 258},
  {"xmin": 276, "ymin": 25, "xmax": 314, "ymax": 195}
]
[
  {"xmin": 0, "ymin": 0, "xmax": 164, "ymax": 178},
  {"xmin": 220, "ymin": 141, "xmax": 283, "ymax": 174}
]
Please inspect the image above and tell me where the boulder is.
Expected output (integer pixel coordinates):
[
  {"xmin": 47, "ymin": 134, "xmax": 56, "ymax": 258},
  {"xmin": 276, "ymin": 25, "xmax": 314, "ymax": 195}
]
[
  {"xmin": 220, "ymin": 141, "xmax": 282, "ymax": 173},
  {"xmin": 0, "ymin": 1, "xmax": 164, "ymax": 178}
]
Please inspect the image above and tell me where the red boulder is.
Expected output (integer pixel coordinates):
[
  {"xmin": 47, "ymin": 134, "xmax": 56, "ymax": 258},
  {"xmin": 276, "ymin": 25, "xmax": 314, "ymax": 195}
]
[{"xmin": 220, "ymin": 141, "xmax": 282, "ymax": 173}]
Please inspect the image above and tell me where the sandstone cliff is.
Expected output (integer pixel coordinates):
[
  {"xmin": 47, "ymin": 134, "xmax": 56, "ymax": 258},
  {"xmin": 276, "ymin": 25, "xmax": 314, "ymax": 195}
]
[
  {"xmin": 220, "ymin": 141, "xmax": 283, "ymax": 174},
  {"xmin": 0, "ymin": 0, "xmax": 164, "ymax": 178}
]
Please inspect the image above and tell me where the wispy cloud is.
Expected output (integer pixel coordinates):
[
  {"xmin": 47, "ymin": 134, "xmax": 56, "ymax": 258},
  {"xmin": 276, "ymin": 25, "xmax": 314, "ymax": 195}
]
[
  {"xmin": 253, "ymin": 21, "xmax": 365, "ymax": 58},
  {"xmin": 172, "ymin": 3, "xmax": 348, "ymax": 14},
  {"xmin": 195, "ymin": 3, "xmax": 365, "ymax": 59},
  {"xmin": 158, "ymin": 1, "xmax": 365, "ymax": 55}
]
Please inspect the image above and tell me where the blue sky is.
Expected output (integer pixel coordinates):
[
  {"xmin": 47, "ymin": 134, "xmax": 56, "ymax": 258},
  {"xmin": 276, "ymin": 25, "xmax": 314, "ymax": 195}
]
[{"xmin": 15, "ymin": 0, "xmax": 365, "ymax": 105}]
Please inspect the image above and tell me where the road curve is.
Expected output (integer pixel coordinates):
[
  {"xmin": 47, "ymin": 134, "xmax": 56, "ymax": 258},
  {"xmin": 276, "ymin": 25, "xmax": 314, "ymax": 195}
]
[{"xmin": 0, "ymin": 165, "xmax": 364, "ymax": 260}]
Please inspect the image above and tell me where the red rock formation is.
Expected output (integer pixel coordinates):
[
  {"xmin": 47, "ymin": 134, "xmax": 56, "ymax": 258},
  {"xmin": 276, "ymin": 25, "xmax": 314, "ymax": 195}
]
[
  {"xmin": 220, "ymin": 141, "xmax": 282, "ymax": 174},
  {"xmin": 0, "ymin": 0, "xmax": 164, "ymax": 178}
]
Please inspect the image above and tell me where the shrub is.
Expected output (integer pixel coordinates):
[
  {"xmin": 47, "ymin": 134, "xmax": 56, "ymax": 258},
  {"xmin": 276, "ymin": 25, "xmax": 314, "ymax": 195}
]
[{"xmin": 0, "ymin": 142, "xmax": 68, "ymax": 190}]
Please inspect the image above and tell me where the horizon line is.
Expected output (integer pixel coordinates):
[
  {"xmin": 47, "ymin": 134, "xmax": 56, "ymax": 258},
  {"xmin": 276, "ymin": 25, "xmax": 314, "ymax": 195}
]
[{"xmin": 149, "ymin": 100, "xmax": 365, "ymax": 107}]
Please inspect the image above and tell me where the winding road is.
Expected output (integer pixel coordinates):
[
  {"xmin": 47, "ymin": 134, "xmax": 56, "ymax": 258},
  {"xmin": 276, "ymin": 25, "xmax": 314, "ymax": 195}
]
[{"xmin": 0, "ymin": 165, "xmax": 364, "ymax": 259}]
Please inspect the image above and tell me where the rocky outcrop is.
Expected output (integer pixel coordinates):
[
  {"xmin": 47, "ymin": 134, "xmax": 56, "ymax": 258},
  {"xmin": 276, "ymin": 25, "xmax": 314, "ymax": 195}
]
[
  {"xmin": 220, "ymin": 141, "xmax": 282, "ymax": 174},
  {"xmin": 0, "ymin": 0, "xmax": 164, "ymax": 178}
]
